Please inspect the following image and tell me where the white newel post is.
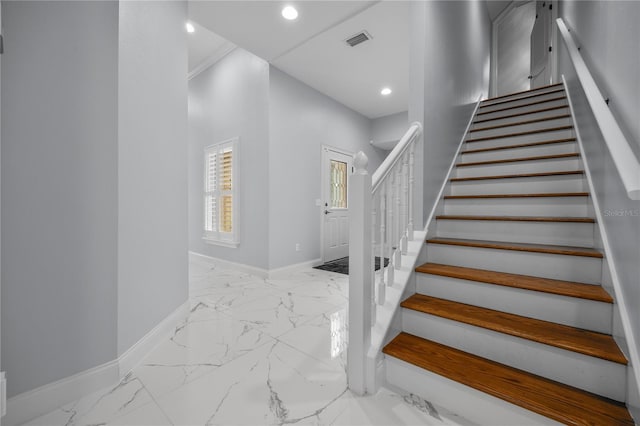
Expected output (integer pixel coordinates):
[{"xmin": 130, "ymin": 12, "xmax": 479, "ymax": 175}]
[{"xmin": 348, "ymin": 151, "xmax": 372, "ymax": 396}]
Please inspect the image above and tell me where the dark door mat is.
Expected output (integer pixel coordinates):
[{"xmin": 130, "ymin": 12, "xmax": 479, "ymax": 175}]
[{"xmin": 313, "ymin": 256, "xmax": 389, "ymax": 275}]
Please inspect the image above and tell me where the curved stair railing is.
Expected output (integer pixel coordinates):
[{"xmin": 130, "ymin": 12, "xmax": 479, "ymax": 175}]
[{"xmin": 347, "ymin": 122, "xmax": 422, "ymax": 395}]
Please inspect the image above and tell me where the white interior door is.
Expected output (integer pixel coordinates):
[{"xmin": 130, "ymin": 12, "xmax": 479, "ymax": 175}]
[
  {"xmin": 322, "ymin": 147, "xmax": 353, "ymax": 263},
  {"xmin": 530, "ymin": 1, "xmax": 553, "ymax": 88},
  {"xmin": 494, "ymin": 1, "xmax": 537, "ymax": 96}
]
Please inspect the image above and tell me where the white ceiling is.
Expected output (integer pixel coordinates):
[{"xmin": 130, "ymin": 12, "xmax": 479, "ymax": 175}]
[
  {"xmin": 187, "ymin": 1, "xmax": 508, "ymax": 119},
  {"xmin": 188, "ymin": 0, "xmax": 408, "ymax": 119}
]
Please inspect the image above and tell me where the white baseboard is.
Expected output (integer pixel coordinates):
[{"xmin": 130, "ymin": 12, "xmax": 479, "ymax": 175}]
[
  {"xmin": 189, "ymin": 251, "xmax": 323, "ymax": 279},
  {"xmin": 4, "ymin": 301, "xmax": 189, "ymax": 426},
  {"xmin": 118, "ymin": 301, "xmax": 190, "ymax": 378},
  {"xmin": 189, "ymin": 251, "xmax": 269, "ymax": 278},
  {"xmin": 267, "ymin": 258, "xmax": 323, "ymax": 278},
  {"xmin": 4, "ymin": 360, "xmax": 119, "ymax": 426}
]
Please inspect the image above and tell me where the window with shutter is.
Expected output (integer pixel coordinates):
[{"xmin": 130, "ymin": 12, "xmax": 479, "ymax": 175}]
[{"xmin": 203, "ymin": 138, "xmax": 239, "ymax": 247}]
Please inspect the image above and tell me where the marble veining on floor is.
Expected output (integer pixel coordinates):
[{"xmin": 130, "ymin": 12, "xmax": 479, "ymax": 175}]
[{"xmin": 24, "ymin": 256, "xmax": 470, "ymax": 426}]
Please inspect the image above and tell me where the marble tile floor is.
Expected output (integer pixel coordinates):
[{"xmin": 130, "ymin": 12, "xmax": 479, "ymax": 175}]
[{"xmin": 25, "ymin": 257, "xmax": 471, "ymax": 426}]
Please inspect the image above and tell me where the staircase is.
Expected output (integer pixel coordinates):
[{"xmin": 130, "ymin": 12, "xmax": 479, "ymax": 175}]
[{"xmin": 382, "ymin": 84, "xmax": 635, "ymax": 425}]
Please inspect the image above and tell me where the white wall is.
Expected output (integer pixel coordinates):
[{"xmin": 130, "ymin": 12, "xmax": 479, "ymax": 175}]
[
  {"xmin": 117, "ymin": 0, "xmax": 189, "ymax": 355},
  {"xmin": 268, "ymin": 67, "xmax": 387, "ymax": 270},
  {"xmin": 188, "ymin": 48, "xmax": 270, "ymax": 270},
  {"xmin": 558, "ymin": 0, "xmax": 640, "ymax": 415},
  {"xmin": 371, "ymin": 111, "xmax": 409, "ymax": 150},
  {"xmin": 410, "ymin": 0, "xmax": 491, "ymax": 225},
  {"xmin": 1, "ymin": 1, "xmax": 119, "ymax": 397}
]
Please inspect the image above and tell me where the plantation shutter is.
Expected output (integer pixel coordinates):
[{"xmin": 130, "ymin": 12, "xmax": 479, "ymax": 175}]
[{"xmin": 203, "ymin": 138, "xmax": 238, "ymax": 245}]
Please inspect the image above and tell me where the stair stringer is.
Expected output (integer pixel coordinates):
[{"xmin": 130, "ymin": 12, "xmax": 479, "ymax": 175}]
[
  {"xmin": 563, "ymin": 75, "xmax": 640, "ymax": 420},
  {"xmin": 367, "ymin": 96, "xmax": 484, "ymax": 393}
]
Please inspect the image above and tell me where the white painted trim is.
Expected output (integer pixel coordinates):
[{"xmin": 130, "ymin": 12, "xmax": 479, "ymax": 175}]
[
  {"xmin": 563, "ymin": 75, "xmax": 640, "ymax": 407},
  {"xmin": 188, "ymin": 44, "xmax": 236, "ymax": 81},
  {"xmin": 424, "ymin": 96, "xmax": 483, "ymax": 235},
  {"xmin": 202, "ymin": 237, "xmax": 240, "ymax": 249},
  {"xmin": 189, "ymin": 251, "xmax": 269, "ymax": 278},
  {"xmin": 557, "ymin": 19, "xmax": 640, "ymax": 200},
  {"xmin": 267, "ymin": 258, "xmax": 323, "ymax": 278},
  {"xmin": 4, "ymin": 301, "xmax": 189, "ymax": 426},
  {"xmin": 118, "ymin": 301, "xmax": 189, "ymax": 377},
  {"xmin": 4, "ymin": 359, "xmax": 119, "ymax": 426},
  {"xmin": 189, "ymin": 251, "xmax": 324, "ymax": 280}
]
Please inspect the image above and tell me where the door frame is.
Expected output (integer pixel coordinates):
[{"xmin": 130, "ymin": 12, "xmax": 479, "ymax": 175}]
[{"xmin": 320, "ymin": 145, "xmax": 354, "ymax": 263}]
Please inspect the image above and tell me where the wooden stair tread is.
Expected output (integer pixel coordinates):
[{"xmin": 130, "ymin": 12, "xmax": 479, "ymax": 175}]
[
  {"xmin": 480, "ymin": 88, "xmax": 566, "ymax": 108},
  {"xmin": 473, "ymin": 105, "xmax": 568, "ymax": 125},
  {"xmin": 450, "ymin": 170, "xmax": 584, "ymax": 182},
  {"xmin": 426, "ymin": 237, "xmax": 603, "ymax": 258},
  {"xmin": 436, "ymin": 215, "xmax": 594, "ymax": 223},
  {"xmin": 444, "ymin": 192, "xmax": 589, "ymax": 199},
  {"xmin": 401, "ymin": 294, "xmax": 626, "ymax": 364},
  {"xmin": 481, "ymin": 83, "xmax": 564, "ymax": 104},
  {"xmin": 475, "ymin": 97, "xmax": 568, "ymax": 117},
  {"xmin": 462, "ymin": 138, "xmax": 577, "ymax": 154},
  {"xmin": 383, "ymin": 333, "xmax": 633, "ymax": 425},
  {"xmin": 415, "ymin": 262, "xmax": 612, "ymax": 303},
  {"xmin": 466, "ymin": 125, "xmax": 574, "ymax": 143},
  {"xmin": 469, "ymin": 114, "xmax": 571, "ymax": 133},
  {"xmin": 456, "ymin": 152, "xmax": 579, "ymax": 167}
]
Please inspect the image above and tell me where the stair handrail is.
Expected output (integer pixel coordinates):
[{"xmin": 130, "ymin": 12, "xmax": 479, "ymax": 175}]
[
  {"xmin": 347, "ymin": 122, "xmax": 423, "ymax": 395},
  {"xmin": 372, "ymin": 122, "xmax": 423, "ymax": 193},
  {"xmin": 556, "ymin": 18, "xmax": 640, "ymax": 200}
]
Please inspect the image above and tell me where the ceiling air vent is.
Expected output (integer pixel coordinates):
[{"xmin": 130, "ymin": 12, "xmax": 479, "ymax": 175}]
[{"xmin": 345, "ymin": 31, "xmax": 372, "ymax": 47}]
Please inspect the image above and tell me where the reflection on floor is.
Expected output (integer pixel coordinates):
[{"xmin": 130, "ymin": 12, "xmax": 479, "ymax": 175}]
[
  {"xmin": 313, "ymin": 256, "xmax": 389, "ymax": 275},
  {"xmin": 25, "ymin": 256, "xmax": 469, "ymax": 426}
]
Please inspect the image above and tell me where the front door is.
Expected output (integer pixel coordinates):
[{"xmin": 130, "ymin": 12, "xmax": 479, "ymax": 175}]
[{"xmin": 322, "ymin": 147, "xmax": 353, "ymax": 263}]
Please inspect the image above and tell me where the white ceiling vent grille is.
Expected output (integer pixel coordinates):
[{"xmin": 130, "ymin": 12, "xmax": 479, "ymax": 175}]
[{"xmin": 345, "ymin": 31, "xmax": 372, "ymax": 47}]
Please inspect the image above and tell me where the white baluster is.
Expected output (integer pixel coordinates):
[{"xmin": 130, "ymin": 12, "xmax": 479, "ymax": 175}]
[
  {"xmin": 394, "ymin": 166, "xmax": 402, "ymax": 269},
  {"xmin": 386, "ymin": 177, "xmax": 395, "ymax": 287},
  {"xmin": 401, "ymin": 151, "xmax": 409, "ymax": 254},
  {"xmin": 407, "ymin": 143, "xmax": 415, "ymax": 242},
  {"xmin": 371, "ymin": 208, "xmax": 377, "ymax": 323},
  {"xmin": 347, "ymin": 151, "xmax": 372, "ymax": 396},
  {"xmin": 378, "ymin": 189, "xmax": 386, "ymax": 304}
]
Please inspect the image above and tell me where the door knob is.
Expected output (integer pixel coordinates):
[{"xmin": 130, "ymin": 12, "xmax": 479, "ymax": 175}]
[{"xmin": 324, "ymin": 210, "xmax": 333, "ymax": 215}]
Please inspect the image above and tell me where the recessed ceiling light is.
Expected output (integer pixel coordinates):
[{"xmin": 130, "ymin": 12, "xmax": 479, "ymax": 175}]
[
  {"xmin": 380, "ymin": 87, "xmax": 392, "ymax": 96},
  {"xmin": 186, "ymin": 22, "xmax": 195, "ymax": 33},
  {"xmin": 282, "ymin": 6, "xmax": 298, "ymax": 20}
]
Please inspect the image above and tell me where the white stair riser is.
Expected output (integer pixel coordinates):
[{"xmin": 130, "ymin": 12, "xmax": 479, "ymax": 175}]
[
  {"xmin": 385, "ymin": 357, "xmax": 562, "ymax": 426},
  {"xmin": 426, "ymin": 244, "xmax": 601, "ymax": 284},
  {"xmin": 472, "ymin": 107, "xmax": 570, "ymax": 129},
  {"xmin": 450, "ymin": 175, "xmax": 586, "ymax": 195},
  {"xmin": 466, "ymin": 128, "xmax": 574, "ymax": 148},
  {"xmin": 483, "ymin": 86, "xmax": 565, "ymax": 107},
  {"xmin": 435, "ymin": 219, "xmax": 594, "ymax": 247},
  {"xmin": 479, "ymin": 92, "xmax": 566, "ymax": 112},
  {"xmin": 469, "ymin": 117, "xmax": 573, "ymax": 139},
  {"xmin": 475, "ymin": 98, "xmax": 568, "ymax": 122},
  {"xmin": 401, "ymin": 310, "xmax": 626, "ymax": 401},
  {"xmin": 455, "ymin": 157, "xmax": 581, "ymax": 177},
  {"xmin": 460, "ymin": 142, "xmax": 577, "ymax": 163},
  {"xmin": 416, "ymin": 274, "xmax": 612, "ymax": 333},
  {"xmin": 443, "ymin": 196, "xmax": 590, "ymax": 217}
]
